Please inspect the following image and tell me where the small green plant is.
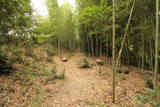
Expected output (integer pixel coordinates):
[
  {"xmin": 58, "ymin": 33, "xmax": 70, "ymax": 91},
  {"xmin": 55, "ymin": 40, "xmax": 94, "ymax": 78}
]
[
  {"xmin": 136, "ymin": 87, "xmax": 160, "ymax": 107},
  {"xmin": 56, "ymin": 73, "xmax": 65, "ymax": 79},
  {"xmin": 78, "ymin": 57, "xmax": 91, "ymax": 68},
  {"xmin": 45, "ymin": 66, "xmax": 57, "ymax": 81}
]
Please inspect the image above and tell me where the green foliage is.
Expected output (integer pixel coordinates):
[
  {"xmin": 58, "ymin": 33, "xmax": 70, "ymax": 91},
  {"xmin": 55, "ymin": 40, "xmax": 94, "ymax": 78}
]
[
  {"xmin": 136, "ymin": 87, "xmax": 160, "ymax": 107},
  {"xmin": 44, "ymin": 0, "xmax": 76, "ymax": 52},
  {"xmin": 77, "ymin": 0, "xmax": 157, "ymax": 70},
  {"xmin": 0, "ymin": 0, "xmax": 33, "ymax": 36},
  {"xmin": 56, "ymin": 72, "xmax": 65, "ymax": 79}
]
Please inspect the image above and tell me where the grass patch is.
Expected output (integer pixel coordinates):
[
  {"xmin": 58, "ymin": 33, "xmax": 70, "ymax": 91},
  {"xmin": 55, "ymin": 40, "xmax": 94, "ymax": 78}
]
[
  {"xmin": 31, "ymin": 89, "xmax": 45, "ymax": 107},
  {"xmin": 45, "ymin": 66, "xmax": 65, "ymax": 82}
]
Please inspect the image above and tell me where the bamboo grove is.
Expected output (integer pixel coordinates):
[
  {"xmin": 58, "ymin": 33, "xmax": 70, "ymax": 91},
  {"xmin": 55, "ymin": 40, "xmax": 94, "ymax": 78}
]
[
  {"xmin": 33, "ymin": 0, "xmax": 159, "ymax": 72},
  {"xmin": 35, "ymin": 0, "xmax": 159, "ymax": 91},
  {"xmin": 77, "ymin": 0, "xmax": 159, "ymax": 71},
  {"xmin": 0, "ymin": 0, "xmax": 159, "ymax": 104}
]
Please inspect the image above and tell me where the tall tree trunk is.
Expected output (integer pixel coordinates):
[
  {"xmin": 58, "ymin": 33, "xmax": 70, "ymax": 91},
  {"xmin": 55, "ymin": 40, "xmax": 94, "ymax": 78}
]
[
  {"xmin": 58, "ymin": 32, "xmax": 61, "ymax": 56},
  {"xmin": 115, "ymin": 0, "xmax": 136, "ymax": 68},
  {"xmin": 149, "ymin": 39, "xmax": 153, "ymax": 72},
  {"xmin": 107, "ymin": 34, "xmax": 109, "ymax": 58},
  {"xmin": 95, "ymin": 34, "xmax": 98, "ymax": 56},
  {"xmin": 153, "ymin": 0, "xmax": 159, "ymax": 89},
  {"xmin": 142, "ymin": 32, "xmax": 144, "ymax": 69},
  {"xmin": 86, "ymin": 26, "xmax": 91, "ymax": 56},
  {"xmin": 86, "ymin": 35, "xmax": 90, "ymax": 56},
  {"xmin": 91, "ymin": 36, "xmax": 94, "ymax": 56},
  {"xmin": 100, "ymin": 42, "xmax": 102, "ymax": 56},
  {"xmin": 112, "ymin": 0, "xmax": 116, "ymax": 103}
]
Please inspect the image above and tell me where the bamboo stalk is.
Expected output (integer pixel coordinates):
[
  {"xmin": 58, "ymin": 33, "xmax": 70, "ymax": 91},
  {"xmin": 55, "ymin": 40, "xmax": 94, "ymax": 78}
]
[{"xmin": 153, "ymin": 0, "xmax": 159, "ymax": 89}]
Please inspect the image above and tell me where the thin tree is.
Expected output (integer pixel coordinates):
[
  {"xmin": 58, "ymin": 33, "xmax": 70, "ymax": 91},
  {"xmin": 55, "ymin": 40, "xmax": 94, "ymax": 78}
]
[
  {"xmin": 112, "ymin": 0, "xmax": 116, "ymax": 103},
  {"xmin": 153, "ymin": 0, "xmax": 159, "ymax": 89},
  {"xmin": 115, "ymin": 0, "xmax": 136, "ymax": 68}
]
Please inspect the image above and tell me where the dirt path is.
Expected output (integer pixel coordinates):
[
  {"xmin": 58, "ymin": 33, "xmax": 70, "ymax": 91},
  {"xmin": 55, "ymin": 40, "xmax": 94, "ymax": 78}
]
[
  {"xmin": 42, "ymin": 53, "xmax": 146, "ymax": 107},
  {"xmin": 43, "ymin": 53, "xmax": 112, "ymax": 107}
]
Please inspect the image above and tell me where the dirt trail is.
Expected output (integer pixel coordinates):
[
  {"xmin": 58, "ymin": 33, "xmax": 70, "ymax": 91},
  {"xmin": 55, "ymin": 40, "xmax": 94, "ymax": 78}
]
[
  {"xmin": 43, "ymin": 53, "xmax": 112, "ymax": 107},
  {"xmin": 42, "ymin": 53, "xmax": 146, "ymax": 107}
]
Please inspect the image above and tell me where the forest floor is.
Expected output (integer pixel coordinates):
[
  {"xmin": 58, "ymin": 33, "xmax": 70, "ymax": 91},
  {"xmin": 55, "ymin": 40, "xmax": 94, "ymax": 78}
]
[
  {"xmin": 0, "ymin": 46, "xmax": 159, "ymax": 107},
  {"xmin": 42, "ymin": 52, "xmax": 152, "ymax": 107}
]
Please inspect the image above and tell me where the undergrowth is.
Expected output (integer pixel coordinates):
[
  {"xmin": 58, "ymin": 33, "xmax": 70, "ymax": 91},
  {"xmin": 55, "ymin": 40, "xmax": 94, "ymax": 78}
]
[
  {"xmin": 0, "ymin": 42, "xmax": 61, "ymax": 106},
  {"xmin": 136, "ymin": 87, "xmax": 160, "ymax": 107},
  {"xmin": 78, "ymin": 57, "xmax": 91, "ymax": 68}
]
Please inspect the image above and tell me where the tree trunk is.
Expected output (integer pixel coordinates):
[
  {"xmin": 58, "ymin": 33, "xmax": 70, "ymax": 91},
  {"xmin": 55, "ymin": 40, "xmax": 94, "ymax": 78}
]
[
  {"xmin": 58, "ymin": 33, "xmax": 61, "ymax": 56},
  {"xmin": 153, "ymin": 0, "xmax": 159, "ymax": 89},
  {"xmin": 115, "ymin": 0, "xmax": 136, "ymax": 68},
  {"xmin": 95, "ymin": 34, "xmax": 98, "ymax": 56},
  {"xmin": 100, "ymin": 42, "xmax": 102, "ymax": 56},
  {"xmin": 142, "ymin": 31, "xmax": 144, "ymax": 69},
  {"xmin": 91, "ymin": 36, "xmax": 94, "ymax": 56},
  {"xmin": 106, "ymin": 33, "xmax": 109, "ymax": 58},
  {"xmin": 149, "ymin": 39, "xmax": 153, "ymax": 72},
  {"xmin": 112, "ymin": 0, "xmax": 116, "ymax": 103}
]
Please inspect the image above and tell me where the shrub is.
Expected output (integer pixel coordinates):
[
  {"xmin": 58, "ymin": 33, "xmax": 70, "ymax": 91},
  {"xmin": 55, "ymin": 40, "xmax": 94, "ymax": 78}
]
[
  {"xmin": 78, "ymin": 57, "xmax": 91, "ymax": 68},
  {"xmin": 0, "ymin": 53, "xmax": 13, "ymax": 74},
  {"xmin": 144, "ymin": 74, "xmax": 153, "ymax": 89},
  {"xmin": 116, "ymin": 68, "xmax": 129, "ymax": 74},
  {"xmin": 136, "ymin": 87, "xmax": 160, "ymax": 107}
]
